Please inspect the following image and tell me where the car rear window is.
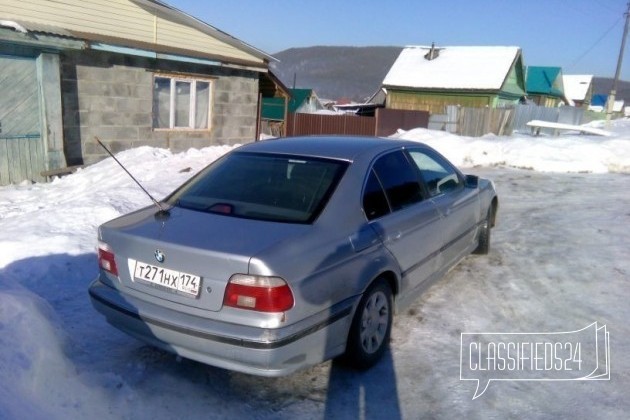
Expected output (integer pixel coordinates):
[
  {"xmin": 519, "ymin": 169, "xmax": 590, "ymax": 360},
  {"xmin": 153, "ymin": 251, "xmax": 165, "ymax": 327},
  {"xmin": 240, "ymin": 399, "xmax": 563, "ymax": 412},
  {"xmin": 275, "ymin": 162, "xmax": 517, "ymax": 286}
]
[{"xmin": 166, "ymin": 152, "xmax": 348, "ymax": 223}]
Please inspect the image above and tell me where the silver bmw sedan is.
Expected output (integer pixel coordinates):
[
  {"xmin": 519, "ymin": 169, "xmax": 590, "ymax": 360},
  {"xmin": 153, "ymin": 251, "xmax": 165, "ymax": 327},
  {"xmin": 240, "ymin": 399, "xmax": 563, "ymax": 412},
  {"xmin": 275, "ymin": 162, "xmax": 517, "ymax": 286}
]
[{"xmin": 89, "ymin": 136, "xmax": 498, "ymax": 376}]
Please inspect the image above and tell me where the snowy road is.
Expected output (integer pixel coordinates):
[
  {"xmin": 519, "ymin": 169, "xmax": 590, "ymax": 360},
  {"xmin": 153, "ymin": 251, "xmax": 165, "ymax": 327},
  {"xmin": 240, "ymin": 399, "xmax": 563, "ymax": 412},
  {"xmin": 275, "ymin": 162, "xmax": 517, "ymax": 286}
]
[{"xmin": 1, "ymin": 164, "xmax": 628, "ymax": 419}]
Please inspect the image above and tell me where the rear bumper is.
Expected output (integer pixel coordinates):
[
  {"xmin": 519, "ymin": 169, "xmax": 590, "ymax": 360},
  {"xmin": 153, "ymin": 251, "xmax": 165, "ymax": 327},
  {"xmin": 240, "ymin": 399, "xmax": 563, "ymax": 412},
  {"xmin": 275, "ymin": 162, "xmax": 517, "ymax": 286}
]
[{"xmin": 88, "ymin": 279, "xmax": 355, "ymax": 376}]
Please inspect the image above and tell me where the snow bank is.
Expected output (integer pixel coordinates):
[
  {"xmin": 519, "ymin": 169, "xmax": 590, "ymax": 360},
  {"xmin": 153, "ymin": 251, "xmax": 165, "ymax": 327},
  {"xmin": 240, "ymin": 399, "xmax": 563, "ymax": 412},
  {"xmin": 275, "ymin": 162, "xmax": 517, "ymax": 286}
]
[
  {"xmin": 392, "ymin": 119, "xmax": 630, "ymax": 173},
  {"xmin": 0, "ymin": 125, "xmax": 629, "ymax": 418}
]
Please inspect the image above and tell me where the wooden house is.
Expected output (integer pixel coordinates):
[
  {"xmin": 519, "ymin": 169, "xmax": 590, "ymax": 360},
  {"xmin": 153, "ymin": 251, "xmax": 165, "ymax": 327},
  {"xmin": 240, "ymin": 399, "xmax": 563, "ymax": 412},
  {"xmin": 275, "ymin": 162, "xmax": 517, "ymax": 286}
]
[
  {"xmin": 0, "ymin": 0, "xmax": 275, "ymax": 185},
  {"xmin": 526, "ymin": 66, "xmax": 567, "ymax": 107},
  {"xmin": 259, "ymin": 71, "xmax": 290, "ymax": 137},
  {"xmin": 381, "ymin": 45, "xmax": 526, "ymax": 114},
  {"xmin": 288, "ymin": 88, "xmax": 325, "ymax": 113}
]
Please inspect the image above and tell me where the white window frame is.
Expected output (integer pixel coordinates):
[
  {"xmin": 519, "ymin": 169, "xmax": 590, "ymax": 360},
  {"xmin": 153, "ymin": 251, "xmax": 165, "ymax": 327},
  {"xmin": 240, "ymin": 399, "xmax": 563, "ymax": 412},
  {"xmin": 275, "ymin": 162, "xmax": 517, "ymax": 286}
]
[{"xmin": 153, "ymin": 74, "xmax": 213, "ymax": 131}]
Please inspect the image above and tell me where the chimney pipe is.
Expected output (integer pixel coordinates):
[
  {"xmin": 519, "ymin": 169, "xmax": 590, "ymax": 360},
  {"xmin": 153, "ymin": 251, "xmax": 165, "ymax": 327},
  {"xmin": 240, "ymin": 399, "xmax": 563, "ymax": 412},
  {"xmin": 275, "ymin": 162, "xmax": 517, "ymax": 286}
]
[{"xmin": 425, "ymin": 42, "xmax": 439, "ymax": 60}]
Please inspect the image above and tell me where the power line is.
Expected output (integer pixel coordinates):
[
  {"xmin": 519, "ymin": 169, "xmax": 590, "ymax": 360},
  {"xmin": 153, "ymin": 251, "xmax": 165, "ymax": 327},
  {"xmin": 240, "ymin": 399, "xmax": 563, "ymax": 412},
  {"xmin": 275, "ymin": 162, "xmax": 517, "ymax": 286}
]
[
  {"xmin": 567, "ymin": 15, "xmax": 623, "ymax": 71},
  {"xmin": 593, "ymin": 0, "xmax": 622, "ymax": 14}
]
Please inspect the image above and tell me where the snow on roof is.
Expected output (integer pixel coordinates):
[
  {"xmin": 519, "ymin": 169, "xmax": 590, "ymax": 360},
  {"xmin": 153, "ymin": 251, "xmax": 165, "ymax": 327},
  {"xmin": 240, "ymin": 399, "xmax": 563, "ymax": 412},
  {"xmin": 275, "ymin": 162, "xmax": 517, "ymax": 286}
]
[
  {"xmin": 563, "ymin": 75, "xmax": 593, "ymax": 101},
  {"xmin": 382, "ymin": 45, "xmax": 521, "ymax": 90}
]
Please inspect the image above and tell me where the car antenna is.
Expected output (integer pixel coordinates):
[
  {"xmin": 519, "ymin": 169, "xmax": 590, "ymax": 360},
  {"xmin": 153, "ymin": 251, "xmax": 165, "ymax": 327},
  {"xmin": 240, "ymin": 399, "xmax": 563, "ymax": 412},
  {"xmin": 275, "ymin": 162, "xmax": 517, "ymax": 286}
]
[{"xmin": 94, "ymin": 136, "xmax": 170, "ymax": 218}]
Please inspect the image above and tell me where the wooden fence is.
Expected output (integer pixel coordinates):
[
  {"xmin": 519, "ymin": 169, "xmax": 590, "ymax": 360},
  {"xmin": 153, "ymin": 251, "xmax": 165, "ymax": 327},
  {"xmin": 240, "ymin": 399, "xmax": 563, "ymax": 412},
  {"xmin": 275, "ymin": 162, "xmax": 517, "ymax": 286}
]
[{"xmin": 439, "ymin": 106, "xmax": 515, "ymax": 137}]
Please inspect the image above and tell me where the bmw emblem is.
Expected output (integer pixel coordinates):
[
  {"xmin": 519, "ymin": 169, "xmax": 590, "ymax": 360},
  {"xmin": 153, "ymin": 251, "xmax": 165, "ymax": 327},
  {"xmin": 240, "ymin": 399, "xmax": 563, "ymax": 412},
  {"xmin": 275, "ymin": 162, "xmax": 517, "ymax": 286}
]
[{"xmin": 154, "ymin": 249, "xmax": 165, "ymax": 263}]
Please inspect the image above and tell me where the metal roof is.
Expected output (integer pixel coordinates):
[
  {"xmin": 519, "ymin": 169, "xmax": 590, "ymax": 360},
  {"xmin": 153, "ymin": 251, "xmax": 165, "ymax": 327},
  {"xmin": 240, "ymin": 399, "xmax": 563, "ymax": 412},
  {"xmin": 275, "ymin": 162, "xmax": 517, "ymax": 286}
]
[
  {"xmin": 526, "ymin": 66, "xmax": 564, "ymax": 97},
  {"xmin": 288, "ymin": 89, "xmax": 314, "ymax": 112}
]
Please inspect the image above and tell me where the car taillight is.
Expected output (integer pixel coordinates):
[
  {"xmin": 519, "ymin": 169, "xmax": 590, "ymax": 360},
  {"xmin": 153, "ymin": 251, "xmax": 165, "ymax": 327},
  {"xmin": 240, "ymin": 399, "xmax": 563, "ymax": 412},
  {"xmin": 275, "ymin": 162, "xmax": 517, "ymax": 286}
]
[
  {"xmin": 98, "ymin": 241, "xmax": 118, "ymax": 277},
  {"xmin": 224, "ymin": 274, "xmax": 294, "ymax": 312}
]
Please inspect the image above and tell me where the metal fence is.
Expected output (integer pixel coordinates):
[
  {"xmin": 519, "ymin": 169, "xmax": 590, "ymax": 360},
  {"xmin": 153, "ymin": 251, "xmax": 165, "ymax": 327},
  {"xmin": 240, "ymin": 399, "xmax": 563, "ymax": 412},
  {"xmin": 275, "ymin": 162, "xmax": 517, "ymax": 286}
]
[
  {"xmin": 275, "ymin": 104, "xmax": 584, "ymax": 139},
  {"xmin": 286, "ymin": 113, "xmax": 375, "ymax": 136},
  {"xmin": 429, "ymin": 104, "xmax": 585, "ymax": 137},
  {"xmin": 284, "ymin": 108, "xmax": 429, "ymax": 137},
  {"xmin": 512, "ymin": 105, "xmax": 584, "ymax": 134}
]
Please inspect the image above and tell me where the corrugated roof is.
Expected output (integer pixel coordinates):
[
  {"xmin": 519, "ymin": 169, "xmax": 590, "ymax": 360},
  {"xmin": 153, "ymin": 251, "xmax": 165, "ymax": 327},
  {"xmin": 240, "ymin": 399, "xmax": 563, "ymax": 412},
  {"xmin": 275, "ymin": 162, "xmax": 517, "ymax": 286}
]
[
  {"xmin": 382, "ymin": 45, "xmax": 521, "ymax": 90},
  {"xmin": 5, "ymin": 20, "xmax": 74, "ymax": 37}
]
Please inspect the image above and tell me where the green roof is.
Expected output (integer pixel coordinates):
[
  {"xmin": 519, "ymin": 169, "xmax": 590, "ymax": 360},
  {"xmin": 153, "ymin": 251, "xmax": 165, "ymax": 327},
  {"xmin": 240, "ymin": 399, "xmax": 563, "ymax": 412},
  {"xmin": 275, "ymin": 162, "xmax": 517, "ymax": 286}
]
[
  {"xmin": 260, "ymin": 88, "xmax": 317, "ymax": 120},
  {"xmin": 288, "ymin": 88, "xmax": 312, "ymax": 113},
  {"xmin": 526, "ymin": 66, "xmax": 564, "ymax": 97}
]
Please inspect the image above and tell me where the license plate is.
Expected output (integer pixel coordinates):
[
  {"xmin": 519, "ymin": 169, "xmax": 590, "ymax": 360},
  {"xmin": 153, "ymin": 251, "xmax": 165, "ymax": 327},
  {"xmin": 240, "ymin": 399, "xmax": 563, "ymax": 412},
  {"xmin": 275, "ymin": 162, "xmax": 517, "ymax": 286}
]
[{"xmin": 130, "ymin": 259, "xmax": 201, "ymax": 296}]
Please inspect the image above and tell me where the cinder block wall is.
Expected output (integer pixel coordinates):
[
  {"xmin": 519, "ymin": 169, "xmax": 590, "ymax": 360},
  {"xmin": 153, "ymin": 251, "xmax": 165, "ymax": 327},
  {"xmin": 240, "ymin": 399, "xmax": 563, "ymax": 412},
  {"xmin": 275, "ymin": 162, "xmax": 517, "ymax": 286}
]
[{"xmin": 61, "ymin": 50, "xmax": 259, "ymax": 165}]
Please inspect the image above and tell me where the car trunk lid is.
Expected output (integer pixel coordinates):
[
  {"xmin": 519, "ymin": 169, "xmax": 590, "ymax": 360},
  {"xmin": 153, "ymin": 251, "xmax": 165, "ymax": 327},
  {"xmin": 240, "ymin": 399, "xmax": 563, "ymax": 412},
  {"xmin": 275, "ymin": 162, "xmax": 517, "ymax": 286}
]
[{"xmin": 100, "ymin": 206, "xmax": 307, "ymax": 312}]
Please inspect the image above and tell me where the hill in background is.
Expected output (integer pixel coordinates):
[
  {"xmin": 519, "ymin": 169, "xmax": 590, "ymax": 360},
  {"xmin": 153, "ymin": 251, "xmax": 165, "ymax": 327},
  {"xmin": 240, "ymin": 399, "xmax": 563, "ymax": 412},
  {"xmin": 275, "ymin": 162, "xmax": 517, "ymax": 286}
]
[
  {"xmin": 591, "ymin": 78, "xmax": 630, "ymax": 103},
  {"xmin": 271, "ymin": 46, "xmax": 630, "ymax": 103}
]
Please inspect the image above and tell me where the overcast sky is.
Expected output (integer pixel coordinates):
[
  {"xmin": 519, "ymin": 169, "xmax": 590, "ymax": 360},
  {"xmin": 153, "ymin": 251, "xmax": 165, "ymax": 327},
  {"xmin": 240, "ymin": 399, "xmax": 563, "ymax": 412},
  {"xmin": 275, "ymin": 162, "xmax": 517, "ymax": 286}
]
[{"xmin": 167, "ymin": 0, "xmax": 630, "ymax": 80}]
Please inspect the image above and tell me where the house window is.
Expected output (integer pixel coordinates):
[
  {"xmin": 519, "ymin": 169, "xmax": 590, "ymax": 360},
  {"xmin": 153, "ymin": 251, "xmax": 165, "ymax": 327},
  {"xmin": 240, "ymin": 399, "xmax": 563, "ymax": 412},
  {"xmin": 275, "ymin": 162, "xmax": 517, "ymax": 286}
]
[{"xmin": 153, "ymin": 76, "xmax": 212, "ymax": 130}]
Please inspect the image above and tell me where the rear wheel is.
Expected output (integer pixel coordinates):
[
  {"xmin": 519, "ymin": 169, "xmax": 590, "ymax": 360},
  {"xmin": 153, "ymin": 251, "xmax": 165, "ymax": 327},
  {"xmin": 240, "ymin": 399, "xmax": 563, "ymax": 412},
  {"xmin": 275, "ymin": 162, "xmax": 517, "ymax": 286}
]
[
  {"xmin": 473, "ymin": 206, "xmax": 493, "ymax": 254},
  {"xmin": 343, "ymin": 278, "xmax": 393, "ymax": 369}
]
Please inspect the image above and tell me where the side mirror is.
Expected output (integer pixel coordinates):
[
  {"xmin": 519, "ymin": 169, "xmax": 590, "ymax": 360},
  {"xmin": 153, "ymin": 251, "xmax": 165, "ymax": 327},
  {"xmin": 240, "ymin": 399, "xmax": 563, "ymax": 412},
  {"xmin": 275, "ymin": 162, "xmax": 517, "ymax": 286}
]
[{"xmin": 464, "ymin": 174, "xmax": 479, "ymax": 189}]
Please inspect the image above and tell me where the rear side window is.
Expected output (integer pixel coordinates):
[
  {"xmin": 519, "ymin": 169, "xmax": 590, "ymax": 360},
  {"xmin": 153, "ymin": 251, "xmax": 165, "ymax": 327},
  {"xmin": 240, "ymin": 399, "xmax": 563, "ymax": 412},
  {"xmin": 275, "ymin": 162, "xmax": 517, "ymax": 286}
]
[
  {"xmin": 167, "ymin": 152, "xmax": 348, "ymax": 224},
  {"xmin": 363, "ymin": 169, "xmax": 390, "ymax": 220},
  {"xmin": 362, "ymin": 150, "xmax": 424, "ymax": 220}
]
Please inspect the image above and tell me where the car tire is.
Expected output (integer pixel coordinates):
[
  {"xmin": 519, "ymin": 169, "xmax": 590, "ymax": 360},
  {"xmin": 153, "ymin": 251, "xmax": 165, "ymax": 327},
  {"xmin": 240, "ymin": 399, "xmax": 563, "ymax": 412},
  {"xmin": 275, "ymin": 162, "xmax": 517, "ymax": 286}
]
[
  {"xmin": 343, "ymin": 278, "xmax": 393, "ymax": 370},
  {"xmin": 473, "ymin": 206, "xmax": 493, "ymax": 255}
]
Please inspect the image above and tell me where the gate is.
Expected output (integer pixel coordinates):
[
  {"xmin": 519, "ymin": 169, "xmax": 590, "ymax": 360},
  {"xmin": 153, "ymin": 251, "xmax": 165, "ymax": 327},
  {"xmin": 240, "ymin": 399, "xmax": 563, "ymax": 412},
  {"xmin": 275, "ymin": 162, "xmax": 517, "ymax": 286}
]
[{"xmin": 0, "ymin": 56, "xmax": 45, "ymax": 185}]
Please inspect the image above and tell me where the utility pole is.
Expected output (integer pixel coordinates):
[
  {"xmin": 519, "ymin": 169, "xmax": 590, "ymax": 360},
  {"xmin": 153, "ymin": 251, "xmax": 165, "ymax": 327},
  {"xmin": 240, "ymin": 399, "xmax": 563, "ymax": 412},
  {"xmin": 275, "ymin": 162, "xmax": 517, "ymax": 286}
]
[{"xmin": 606, "ymin": 2, "xmax": 630, "ymax": 124}]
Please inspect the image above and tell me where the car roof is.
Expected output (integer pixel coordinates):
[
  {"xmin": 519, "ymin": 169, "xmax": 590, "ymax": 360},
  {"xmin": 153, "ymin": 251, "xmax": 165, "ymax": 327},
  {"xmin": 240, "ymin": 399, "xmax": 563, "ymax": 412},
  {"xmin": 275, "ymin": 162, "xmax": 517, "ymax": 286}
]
[{"xmin": 235, "ymin": 136, "xmax": 424, "ymax": 161}]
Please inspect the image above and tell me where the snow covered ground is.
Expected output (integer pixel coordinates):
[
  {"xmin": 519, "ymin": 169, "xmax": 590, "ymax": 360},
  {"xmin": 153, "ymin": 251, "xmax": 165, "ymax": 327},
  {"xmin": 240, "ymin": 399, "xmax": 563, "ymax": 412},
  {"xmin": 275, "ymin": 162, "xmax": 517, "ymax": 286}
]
[{"xmin": 1, "ymin": 122, "xmax": 629, "ymax": 419}]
